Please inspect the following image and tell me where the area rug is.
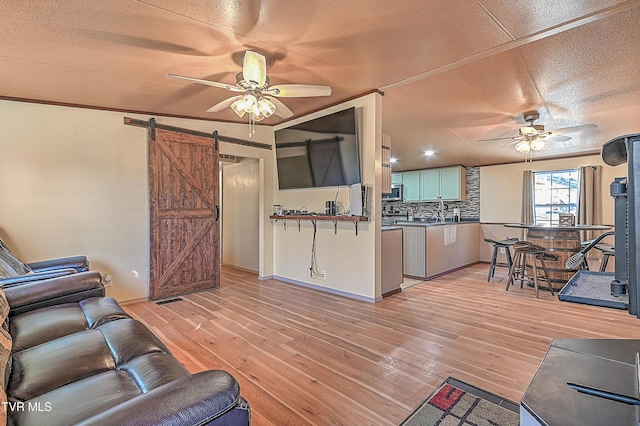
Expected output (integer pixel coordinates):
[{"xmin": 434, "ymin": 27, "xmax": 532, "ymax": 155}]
[{"xmin": 400, "ymin": 377, "xmax": 519, "ymax": 426}]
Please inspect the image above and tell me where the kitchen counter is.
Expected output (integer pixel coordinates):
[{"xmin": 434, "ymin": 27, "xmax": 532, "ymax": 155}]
[{"xmin": 393, "ymin": 218, "xmax": 479, "ymax": 227}]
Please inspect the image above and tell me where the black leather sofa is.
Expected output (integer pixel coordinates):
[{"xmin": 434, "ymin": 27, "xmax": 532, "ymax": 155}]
[{"xmin": 1, "ymin": 271, "xmax": 250, "ymax": 425}]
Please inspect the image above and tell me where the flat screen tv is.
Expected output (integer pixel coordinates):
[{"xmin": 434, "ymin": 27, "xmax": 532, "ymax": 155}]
[{"xmin": 274, "ymin": 107, "xmax": 361, "ymax": 190}]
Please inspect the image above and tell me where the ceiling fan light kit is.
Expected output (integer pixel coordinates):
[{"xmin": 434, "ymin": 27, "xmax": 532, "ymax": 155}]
[
  {"xmin": 168, "ymin": 50, "xmax": 332, "ymax": 137},
  {"xmin": 478, "ymin": 110, "xmax": 597, "ymax": 162}
]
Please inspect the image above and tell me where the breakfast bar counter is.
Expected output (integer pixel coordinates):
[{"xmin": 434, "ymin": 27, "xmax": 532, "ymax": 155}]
[{"xmin": 504, "ymin": 223, "xmax": 611, "ymax": 289}]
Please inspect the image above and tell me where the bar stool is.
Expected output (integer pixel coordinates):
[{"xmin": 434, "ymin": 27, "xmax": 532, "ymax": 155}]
[
  {"xmin": 595, "ymin": 243, "xmax": 615, "ymax": 272},
  {"xmin": 579, "ymin": 240, "xmax": 593, "ymax": 270},
  {"xmin": 484, "ymin": 237, "xmax": 519, "ymax": 281},
  {"xmin": 506, "ymin": 241, "xmax": 557, "ymax": 298}
]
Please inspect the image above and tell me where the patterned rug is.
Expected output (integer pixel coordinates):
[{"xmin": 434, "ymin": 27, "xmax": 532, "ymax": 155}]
[{"xmin": 400, "ymin": 378, "xmax": 519, "ymax": 426}]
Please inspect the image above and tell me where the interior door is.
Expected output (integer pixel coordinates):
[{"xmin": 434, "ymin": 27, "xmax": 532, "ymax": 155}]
[{"xmin": 148, "ymin": 127, "xmax": 220, "ymax": 299}]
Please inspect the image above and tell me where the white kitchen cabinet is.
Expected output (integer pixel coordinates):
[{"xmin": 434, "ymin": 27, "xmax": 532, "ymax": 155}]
[
  {"xmin": 440, "ymin": 166, "xmax": 465, "ymax": 200},
  {"xmin": 392, "ymin": 166, "xmax": 465, "ymax": 202},
  {"xmin": 391, "ymin": 173, "xmax": 403, "ymax": 184},
  {"xmin": 402, "ymin": 171, "xmax": 421, "ymax": 202},
  {"xmin": 420, "ymin": 166, "xmax": 465, "ymax": 201},
  {"xmin": 419, "ymin": 169, "xmax": 440, "ymax": 201}
]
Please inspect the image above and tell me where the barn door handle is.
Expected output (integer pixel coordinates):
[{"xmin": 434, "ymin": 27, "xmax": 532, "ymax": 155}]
[{"xmin": 215, "ymin": 205, "xmax": 220, "ymax": 221}]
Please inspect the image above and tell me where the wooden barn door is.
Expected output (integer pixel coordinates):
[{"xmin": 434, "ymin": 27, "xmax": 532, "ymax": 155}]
[{"xmin": 148, "ymin": 127, "xmax": 219, "ymax": 300}]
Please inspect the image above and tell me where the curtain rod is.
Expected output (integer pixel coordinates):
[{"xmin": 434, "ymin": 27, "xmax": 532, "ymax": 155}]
[{"xmin": 124, "ymin": 117, "xmax": 272, "ymax": 151}]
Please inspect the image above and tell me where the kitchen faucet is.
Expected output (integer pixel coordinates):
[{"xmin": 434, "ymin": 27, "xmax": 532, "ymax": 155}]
[{"xmin": 435, "ymin": 199, "xmax": 446, "ymax": 223}]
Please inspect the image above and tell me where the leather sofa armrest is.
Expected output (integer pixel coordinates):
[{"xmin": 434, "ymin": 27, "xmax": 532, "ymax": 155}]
[
  {"xmin": 5, "ymin": 271, "xmax": 105, "ymax": 316},
  {"xmin": 0, "ymin": 268, "xmax": 77, "ymax": 287},
  {"xmin": 77, "ymin": 370, "xmax": 249, "ymax": 426},
  {"xmin": 27, "ymin": 255, "xmax": 90, "ymax": 273}
]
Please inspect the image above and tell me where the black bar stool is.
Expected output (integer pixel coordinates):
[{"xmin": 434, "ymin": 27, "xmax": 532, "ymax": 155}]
[
  {"xmin": 506, "ymin": 241, "xmax": 557, "ymax": 298},
  {"xmin": 484, "ymin": 237, "xmax": 519, "ymax": 281},
  {"xmin": 595, "ymin": 243, "xmax": 615, "ymax": 272}
]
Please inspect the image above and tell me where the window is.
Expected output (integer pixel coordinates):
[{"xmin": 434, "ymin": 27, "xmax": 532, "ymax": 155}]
[{"xmin": 533, "ymin": 169, "xmax": 580, "ymax": 226}]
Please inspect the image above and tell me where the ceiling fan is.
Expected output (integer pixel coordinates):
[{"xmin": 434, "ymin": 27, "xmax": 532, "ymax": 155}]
[
  {"xmin": 479, "ymin": 110, "xmax": 597, "ymax": 160},
  {"xmin": 167, "ymin": 50, "xmax": 332, "ymax": 135}
]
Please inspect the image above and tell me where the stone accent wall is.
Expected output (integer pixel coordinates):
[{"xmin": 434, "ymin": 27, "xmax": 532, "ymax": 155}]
[{"xmin": 383, "ymin": 166, "xmax": 480, "ymax": 220}]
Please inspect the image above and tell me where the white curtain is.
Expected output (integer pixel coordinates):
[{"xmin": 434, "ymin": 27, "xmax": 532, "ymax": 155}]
[
  {"xmin": 578, "ymin": 165, "xmax": 603, "ymax": 240},
  {"xmin": 521, "ymin": 170, "xmax": 534, "ymax": 224}
]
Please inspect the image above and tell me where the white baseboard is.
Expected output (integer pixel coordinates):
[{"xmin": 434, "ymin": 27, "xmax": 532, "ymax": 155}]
[{"xmin": 273, "ymin": 275, "xmax": 380, "ymax": 303}]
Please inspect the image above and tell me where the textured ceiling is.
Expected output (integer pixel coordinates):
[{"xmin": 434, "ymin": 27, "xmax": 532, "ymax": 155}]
[{"xmin": 1, "ymin": 0, "xmax": 639, "ymax": 170}]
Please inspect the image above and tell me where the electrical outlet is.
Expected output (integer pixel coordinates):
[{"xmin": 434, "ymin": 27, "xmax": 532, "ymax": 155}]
[
  {"xmin": 103, "ymin": 273, "xmax": 112, "ymax": 287},
  {"xmin": 318, "ymin": 271, "xmax": 326, "ymax": 279},
  {"xmin": 499, "ymin": 247, "xmax": 506, "ymax": 254}
]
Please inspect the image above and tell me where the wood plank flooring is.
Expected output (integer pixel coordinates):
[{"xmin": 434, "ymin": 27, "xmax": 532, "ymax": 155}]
[{"xmin": 123, "ymin": 264, "xmax": 640, "ymax": 425}]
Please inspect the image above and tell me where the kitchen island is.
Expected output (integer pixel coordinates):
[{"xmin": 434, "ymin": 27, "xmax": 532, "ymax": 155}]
[{"xmin": 393, "ymin": 219, "xmax": 480, "ymax": 280}]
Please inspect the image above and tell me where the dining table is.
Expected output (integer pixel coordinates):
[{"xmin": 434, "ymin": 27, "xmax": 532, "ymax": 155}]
[{"xmin": 503, "ymin": 223, "xmax": 612, "ymax": 290}]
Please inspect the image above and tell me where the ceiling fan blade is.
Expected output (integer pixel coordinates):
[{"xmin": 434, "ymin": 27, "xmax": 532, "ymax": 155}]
[
  {"xmin": 549, "ymin": 123, "xmax": 597, "ymax": 135},
  {"xmin": 167, "ymin": 74, "xmax": 243, "ymax": 92},
  {"xmin": 267, "ymin": 84, "xmax": 332, "ymax": 97},
  {"xmin": 206, "ymin": 95, "xmax": 243, "ymax": 113},
  {"xmin": 478, "ymin": 136, "xmax": 518, "ymax": 142},
  {"xmin": 265, "ymin": 96, "xmax": 293, "ymax": 118},
  {"xmin": 545, "ymin": 134, "xmax": 572, "ymax": 142},
  {"xmin": 242, "ymin": 51, "xmax": 267, "ymax": 86}
]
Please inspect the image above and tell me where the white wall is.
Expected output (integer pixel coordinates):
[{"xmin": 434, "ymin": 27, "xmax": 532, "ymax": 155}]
[
  {"xmin": 480, "ymin": 155, "xmax": 626, "ymax": 225},
  {"xmin": 0, "ymin": 99, "xmax": 275, "ymax": 302},
  {"xmin": 272, "ymin": 93, "xmax": 383, "ymax": 301},
  {"xmin": 222, "ymin": 158, "xmax": 260, "ymax": 272}
]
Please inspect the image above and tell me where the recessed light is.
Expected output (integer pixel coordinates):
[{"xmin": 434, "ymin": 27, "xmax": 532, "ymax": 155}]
[
  {"xmin": 424, "ymin": 150, "xmax": 435, "ymax": 156},
  {"xmin": 390, "ymin": 158, "xmax": 398, "ymax": 163}
]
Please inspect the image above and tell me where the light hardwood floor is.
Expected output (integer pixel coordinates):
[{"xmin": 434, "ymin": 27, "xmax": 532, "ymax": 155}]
[{"xmin": 123, "ymin": 264, "xmax": 640, "ymax": 425}]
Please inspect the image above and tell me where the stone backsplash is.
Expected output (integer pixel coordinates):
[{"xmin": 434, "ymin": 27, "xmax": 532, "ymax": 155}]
[{"xmin": 383, "ymin": 166, "xmax": 480, "ymax": 220}]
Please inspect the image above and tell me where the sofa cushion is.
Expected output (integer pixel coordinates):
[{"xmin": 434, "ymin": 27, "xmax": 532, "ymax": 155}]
[
  {"xmin": 8, "ymin": 329, "xmax": 116, "ymax": 401},
  {"xmin": 9, "ymin": 370, "xmax": 142, "ymax": 426},
  {"xmin": 98, "ymin": 318, "xmax": 172, "ymax": 365},
  {"xmin": 120, "ymin": 352, "xmax": 190, "ymax": 393},
  {"xmin": 7, "ymin": 318, "xmax": 193, "ymax": 425},
  {"xmin": 10, "ymin": 297, "xmax": 130, "ymax": 352}
]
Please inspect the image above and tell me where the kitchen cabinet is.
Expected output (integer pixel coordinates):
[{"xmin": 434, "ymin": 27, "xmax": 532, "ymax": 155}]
[
  {"xmin": 440, "ymin": 166, "xmax": 465, "ymax": 200},
  {"xmin": 457, "ymin": 222, "xmax": 480, "ymax": 266},
  {"xmin": 402, "ymin": 171, "xmax": 421, "ymax": 202},
  {"xmin": 397, "ymin": 166, "xmax": 465, "ymax": 202},
  {"xmin": 426, "ymin": 225, "xmax": 459, "ymax": 277},
  {"xmin": 421, "ymin": 166, "xmax": 465, "ymax": 201},
  {"xmin": 381, "ymin": 227, "xmax": 403, "ymax": 297},
  {"xmin": 400, "ymin": 225, "xmax": 426, "ymax": 277},
  {"xmin": 400, "ymin": 222, "xmax": 480, "ymax": 279},
  {"xmin": 391, "ymin": 173, "xmax": 403, "ymax": 184},
  {"xmin": 419, "ymin": 169, "xmax": 440, "ymax": 201}
]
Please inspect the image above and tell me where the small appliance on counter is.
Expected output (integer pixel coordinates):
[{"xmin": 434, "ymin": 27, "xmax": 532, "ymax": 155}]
[{"xmin": 453, "ymin": 208, "xmax": 461, "ymax": 222}]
